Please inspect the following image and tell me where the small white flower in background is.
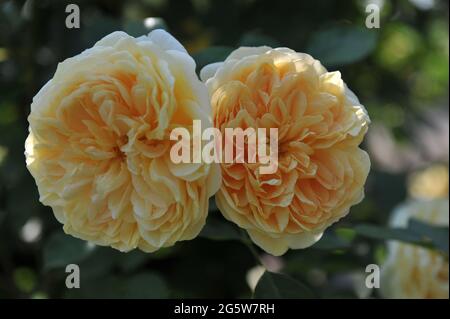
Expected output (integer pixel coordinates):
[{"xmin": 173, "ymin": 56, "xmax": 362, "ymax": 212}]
[
  {"xmin": 20, "ymin": 217, "xmax": 42, "ymax": 243},
  {"xmin": 143, "ymin": 17, "xmax": 165, "ymax": 30},
  {"xmin": 246, "ymin": 265, "xmax": 265, "ymax": 292},
  {"xmin": 246, "ymin": 254, "xmax": 284, "ymax": 291}
]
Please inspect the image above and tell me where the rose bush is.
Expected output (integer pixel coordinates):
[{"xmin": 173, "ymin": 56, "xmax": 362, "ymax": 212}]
[
  {"xmin": 201, "ymin": 47, "xmax": 370, "ymax": 256},
  {"xmin": 25, "ymin": 30, "xmax": 221, "ymax": 252}
]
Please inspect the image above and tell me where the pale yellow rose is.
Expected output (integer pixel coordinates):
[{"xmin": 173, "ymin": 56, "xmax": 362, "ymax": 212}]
[
  {"xmin": 381, "ymin": 199, "xmax": 449, "ymax": 299},
  {"xmin": 201, "ymin": 47, "xmax": 370, "ymax": 256},
  {"xmin": 408, "ymin": 164, "xmax": 449, "ymax": 200},
  {"xmin": 25, "ymin": 30, "xmax": 221, "ymax": 252}
]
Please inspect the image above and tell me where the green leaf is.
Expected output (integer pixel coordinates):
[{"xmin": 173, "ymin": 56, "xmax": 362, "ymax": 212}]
[
  {"xmin": 354, "ymin": 222, "xmax": 449, "ymax": 255},
  {"xmin": 13, "ymin": 267, "xmax": 37, "ymax": 294},
  {"xmin": 43, "ymin": 232, "xmax": 95, "ymax": 270},
  {"xmin": 408, "ymin": 219, "xmax": 449, "ymax": 255},
  {"xmin": 192, "ymin": 46, "xmax": 234, "ymax": 72},
  {"xmin": 313, "ymin": 229, "xmax": 352, "ymax": 250},
  {"xmin": 307, "ymin": 26, "xmax": 378, "ymax": 67},
  {"xmin": 335, "ymin": 228, "xmax": 357, "ymax": 241},
  {"xmin": 253, "ymin": 271, "xmax": 315, "ymax": 299},
  {"xmin": 199, "ymin": 218, "xmax": 241, "ymax": 241},
  {"xmin": 354, "ymin": 224, "xmax": 422, "ymax": 243}
]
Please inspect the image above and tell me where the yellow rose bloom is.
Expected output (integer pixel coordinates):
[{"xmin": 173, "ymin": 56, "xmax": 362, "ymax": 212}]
[
  {"xmin": 201, "ymin": 47, "xmax": 370, "ymax": 256},
  {"xmin": 381, "ymin": 199, "xmax": 449, "ymax": 299},
  {"xmin": 25, "ymin": 30, "xmax": 221, "ymax": 252}
]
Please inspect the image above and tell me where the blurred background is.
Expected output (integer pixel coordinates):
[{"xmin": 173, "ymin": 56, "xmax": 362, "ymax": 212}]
[{"xmin": 0, "ymin": 0, "xmax": 448, "ymax": 298}]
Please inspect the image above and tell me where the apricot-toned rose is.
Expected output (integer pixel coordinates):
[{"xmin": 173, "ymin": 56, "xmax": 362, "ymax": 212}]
[
  {"xmin": 25, "ymin": 30, "xmax": 221, "ymax": 252},
  {"xmin": 381, "ymin": 199, "xmax": 449, "ymax": 299},
  {"xmin": 201, "ymin": 47, "xmax": 370, "ymax": 256}
]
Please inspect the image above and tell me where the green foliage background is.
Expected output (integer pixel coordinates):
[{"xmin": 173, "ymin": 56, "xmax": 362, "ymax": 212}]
[{"xmin": 0, "ymin": 0, "xmax": 448, "ymax": 298}]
